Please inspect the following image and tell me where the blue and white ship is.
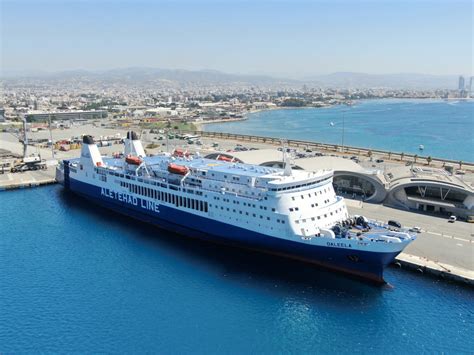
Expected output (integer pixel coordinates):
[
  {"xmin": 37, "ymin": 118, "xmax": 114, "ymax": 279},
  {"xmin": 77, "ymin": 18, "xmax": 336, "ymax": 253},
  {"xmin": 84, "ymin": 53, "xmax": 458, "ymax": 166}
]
[{"xmin": 56, "ymin": 132, "xmax": 415, "ymax": 283}]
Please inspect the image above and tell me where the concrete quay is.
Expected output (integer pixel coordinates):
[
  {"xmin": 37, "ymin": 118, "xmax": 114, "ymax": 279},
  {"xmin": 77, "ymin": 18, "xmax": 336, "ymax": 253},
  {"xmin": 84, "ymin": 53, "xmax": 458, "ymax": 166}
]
[
  {"xmin": 0, "ymin": 166, "xmax": 57, "ymax": 191},
  {"xmin": 346, "ymin": 201, "xmax": 473, "ymax": 285}
]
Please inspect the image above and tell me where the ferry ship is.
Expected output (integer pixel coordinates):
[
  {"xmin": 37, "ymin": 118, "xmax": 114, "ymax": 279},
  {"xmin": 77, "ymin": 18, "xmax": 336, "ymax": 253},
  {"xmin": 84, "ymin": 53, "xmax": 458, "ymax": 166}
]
[{"xmin": 56, "ymin": 132, "xmax": 415, "ymax": 283}]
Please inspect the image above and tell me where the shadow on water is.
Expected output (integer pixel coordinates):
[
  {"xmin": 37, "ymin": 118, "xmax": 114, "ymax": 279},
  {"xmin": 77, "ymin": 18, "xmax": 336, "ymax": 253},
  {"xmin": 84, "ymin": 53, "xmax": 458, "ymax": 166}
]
[{"xmin": 58, "ymin": 188, "xmax": 387, "ymax": 301}]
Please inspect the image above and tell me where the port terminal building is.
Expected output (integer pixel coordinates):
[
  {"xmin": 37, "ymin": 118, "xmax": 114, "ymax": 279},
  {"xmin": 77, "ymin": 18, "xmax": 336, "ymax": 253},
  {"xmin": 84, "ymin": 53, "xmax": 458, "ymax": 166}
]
[{"xmin": 205, "ymin": 149, "xmax": 474, "ymax": 218}]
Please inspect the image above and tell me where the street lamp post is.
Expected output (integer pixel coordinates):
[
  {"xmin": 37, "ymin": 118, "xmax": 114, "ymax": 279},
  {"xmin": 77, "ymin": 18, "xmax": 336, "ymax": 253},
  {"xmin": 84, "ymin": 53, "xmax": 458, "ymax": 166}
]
[{"xmin": 341, "ymin": 111, "xmax": 345, "ymax": 153}]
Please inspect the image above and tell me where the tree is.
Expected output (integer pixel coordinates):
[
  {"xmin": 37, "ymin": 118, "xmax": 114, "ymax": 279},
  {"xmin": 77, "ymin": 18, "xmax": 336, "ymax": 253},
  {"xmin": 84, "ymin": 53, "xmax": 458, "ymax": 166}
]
[
  {"xmin": 414, "ymin": 154, "xmax": 418, "ymax": 164},
  {"xmin": 367, "ymin": 150, "xmax": 372, "ymax": 159},
  {"xmin": 400, "ymin": 152, "xmax": 405, "ymax": 161},
  {"xmin": 388, "ymin": 152, "xmax": 392, "ymax": 160},
  {"xmin": 426, "ymin": 156, "xmax": 432, "ymax": 166},
  {"xmin": 459, "ymin": 161, "xmax": 463, "ymax": 169}
]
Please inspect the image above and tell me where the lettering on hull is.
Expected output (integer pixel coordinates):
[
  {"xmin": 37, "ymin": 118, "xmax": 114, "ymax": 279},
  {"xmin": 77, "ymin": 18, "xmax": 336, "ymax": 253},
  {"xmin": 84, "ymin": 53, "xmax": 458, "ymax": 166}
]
[
  {"xmin": 100, "ymin": 187, "xmax": 160, "ymax": 213},
  {"xmin": 327, "ymin": 241, "xmax": 352, "ymax": 248}
]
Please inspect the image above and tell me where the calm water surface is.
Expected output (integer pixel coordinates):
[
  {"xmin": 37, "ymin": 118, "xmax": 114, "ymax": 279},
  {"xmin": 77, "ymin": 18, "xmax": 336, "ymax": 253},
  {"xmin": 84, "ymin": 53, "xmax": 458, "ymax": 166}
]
[
  {"xmin": 1, "ymin": 185, "xmax": 473, "ymax": 353},
  {"xmin": 204, "ymin": 99, "xmax": 474, "ymax": 162}
]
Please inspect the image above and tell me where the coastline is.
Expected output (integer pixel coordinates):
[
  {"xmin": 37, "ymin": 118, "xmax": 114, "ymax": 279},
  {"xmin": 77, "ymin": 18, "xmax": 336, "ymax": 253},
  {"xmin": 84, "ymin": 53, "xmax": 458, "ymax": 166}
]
[{"xmin": 195, "ymin": 99, "xmax": 473, "ymax": 162}]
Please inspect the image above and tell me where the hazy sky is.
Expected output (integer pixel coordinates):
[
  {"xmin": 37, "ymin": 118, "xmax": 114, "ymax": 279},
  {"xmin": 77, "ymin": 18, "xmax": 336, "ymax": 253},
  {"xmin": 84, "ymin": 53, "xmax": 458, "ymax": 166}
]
[{"xmin": 1, "ymin": 0, "xmax": 472, "ymax": 77}]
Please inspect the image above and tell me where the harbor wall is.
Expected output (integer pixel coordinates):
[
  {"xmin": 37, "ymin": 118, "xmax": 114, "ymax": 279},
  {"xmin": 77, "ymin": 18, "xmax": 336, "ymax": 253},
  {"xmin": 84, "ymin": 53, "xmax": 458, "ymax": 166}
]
[{"xmin": 190, "ymin": 130, "xmax": 474, "ymax": 170}]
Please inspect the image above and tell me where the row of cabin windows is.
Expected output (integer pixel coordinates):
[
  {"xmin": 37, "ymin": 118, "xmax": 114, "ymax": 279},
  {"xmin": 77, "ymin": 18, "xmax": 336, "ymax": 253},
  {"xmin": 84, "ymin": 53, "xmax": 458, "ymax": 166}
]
[
  {"xmin": 212, "ymin": 196, "xmax": 276, "ymax": 212},
  {"xmin": 294, "ymin": 207, "xmax": 345, "ymax": 224},
  {"xmin": 211, "ymin": 184, "xmax": 260, "ymax": 196},
  {"xmin": 291, "ymin": 188, "xmax": 331, "ymax": 201},
  {"xmin": 120, "ymin": 181, "xmax": 208, "ymax": 212},
  {"xmin": 269, "ymin": 178, "xmax": 330, "ymax": 191},
  {"xmin": 210, "ymin": 204, "xmax": 285, "ymax": 224},
  {"xmin": 289, "ymin": 197, "xmax": 335, "ymax": 212}
]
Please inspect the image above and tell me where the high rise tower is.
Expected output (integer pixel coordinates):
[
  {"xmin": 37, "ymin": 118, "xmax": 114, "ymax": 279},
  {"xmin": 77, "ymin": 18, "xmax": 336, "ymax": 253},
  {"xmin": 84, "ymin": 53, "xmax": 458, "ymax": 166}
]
[{"xmin": 458, "ymin": 76, "xmax": 465, "ymax": 90}]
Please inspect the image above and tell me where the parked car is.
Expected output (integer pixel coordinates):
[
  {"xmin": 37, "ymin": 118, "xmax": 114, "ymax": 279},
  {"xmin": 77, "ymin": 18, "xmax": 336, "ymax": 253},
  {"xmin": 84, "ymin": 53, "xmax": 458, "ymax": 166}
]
[
  {"xmin": 409, "ymin": 226, "xmax": 422, "ymax": 233},
  {"xmin": 376, "ymin": 159, "xmax": 384, "ymax": 163},
  {"xmin": 466, "ymin": 216, "xmax": 474, "ymax": 223},
  {"xmin": 448, "ymin": 215, "xmax": 457, "ymax": 223},
  {"xmin": 388, "ymin": 220, "xmax": 402, "ymax": 229}
]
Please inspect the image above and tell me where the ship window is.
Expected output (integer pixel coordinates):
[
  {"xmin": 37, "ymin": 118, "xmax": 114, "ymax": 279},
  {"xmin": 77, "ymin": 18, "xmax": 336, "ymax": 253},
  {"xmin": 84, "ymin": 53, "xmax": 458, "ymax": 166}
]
[
  {"xmin": 252, "ymin": 213, "xmax": 256, "ymax": 217},
  {"xmin": 317, "ymin": 216, "xmax": 321, "ymax": 220},
  {"xmin": 289, "ymin": 208, "xmax": 294, "ymax": 212},
  {"xmin": 282, "ymin": 220, "xmax": 285, "ymax": 224},
  {"xmin": 295, "ymin": 207, "xmax": 299, "ymax": 211},
  {"xmin": 267, "ymin": 217, "xmax": 270, "ymax": 221},
  {"xmin": 295, "ymin": 220, "xmax": 300, "ymax": 224},
  {"xmin": 260, "ymin": 215, "xmax": 263, "ymax": 219},
  {"xmin": 324, "ymin": 214, "xmax": 327, "ymax": 218},
  {"xmin": 311, "ymin": 217, "xmax": 315, "ymax": 221},
  {"xmin": 301, "ymin": 195, "xmax": 304, "ymax": 199},
  {"xmin": 272, "ymin": 208, "xmax": 275, "ymax": 212},
  {"xmin": 292, "ymin": 197, "xmax": 295, "ymax": 201}
]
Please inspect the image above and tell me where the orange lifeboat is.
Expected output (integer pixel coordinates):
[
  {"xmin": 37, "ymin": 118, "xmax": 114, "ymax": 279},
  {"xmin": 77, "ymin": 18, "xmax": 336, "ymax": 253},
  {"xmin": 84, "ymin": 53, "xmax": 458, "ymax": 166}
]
[
  {"xmin": 125, "ymin": 155, "xmax": 142, "ymax": 165},
  {"xmin": 168, "ymin": 163, "xmax": 189, "ymax": 175},
  {"xmin": 173, "ymin": 148, "xmax": 190, "ymax": 157},
  {"xmin": 217, "ymin": 155, "xmax": 233, "ymax": 162}
]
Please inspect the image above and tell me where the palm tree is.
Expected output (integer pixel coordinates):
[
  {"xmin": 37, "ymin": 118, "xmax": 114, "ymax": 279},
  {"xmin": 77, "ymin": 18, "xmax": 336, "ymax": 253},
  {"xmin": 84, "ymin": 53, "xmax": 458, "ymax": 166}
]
[
  {"xmin": 400, "ymin": 152, "xmax": 405, "ymax": 161},
  {"xmin": 367, "ymin": 150, "xmax": 372, "ymax": 158},
  {"xmin": 388, "ymin": 152, "xmax": 392, "ymax": 160},
  {"xmin": 426, "ymin": 156, "xmax": 432, "ymax": 166},
  {"xmin": 459, "ymin": 160, "xmax": 463, "ymax": 169},
  {"xmin": 414, "ymin": 154, "xmax": 418, "ymax": 164}
]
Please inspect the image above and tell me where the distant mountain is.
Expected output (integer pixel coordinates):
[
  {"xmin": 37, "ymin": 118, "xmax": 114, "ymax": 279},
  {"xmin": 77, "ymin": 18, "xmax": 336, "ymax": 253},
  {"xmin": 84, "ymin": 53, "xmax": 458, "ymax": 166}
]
[
  {"xmin": 1, "ymin": 67, "xmax": 298, "ymax": 87},
  {"xmin": 308, "ymin": 72, "xmax": 458, "ymax": 89},
  {"xmin": 1, "ymin": 67, "xmax": 459, "ymax": 89}
]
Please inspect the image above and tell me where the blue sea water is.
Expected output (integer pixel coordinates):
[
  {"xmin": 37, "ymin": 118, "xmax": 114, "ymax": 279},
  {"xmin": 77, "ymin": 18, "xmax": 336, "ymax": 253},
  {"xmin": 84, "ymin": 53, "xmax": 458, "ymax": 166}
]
[
  {"xmin": 1, "ymin": 185, "xmax": 473, "ymax": 353},
  {"xmin": 204, "ymin": 99, "xmax": 474, "ymax": 162}
]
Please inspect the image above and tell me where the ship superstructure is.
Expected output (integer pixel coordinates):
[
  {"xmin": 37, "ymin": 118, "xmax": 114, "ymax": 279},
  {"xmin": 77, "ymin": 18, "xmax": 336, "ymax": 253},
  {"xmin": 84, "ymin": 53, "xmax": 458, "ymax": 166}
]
[{"xmin": 56, "ymin": 132, "xmax": 415, "ymax": 282}]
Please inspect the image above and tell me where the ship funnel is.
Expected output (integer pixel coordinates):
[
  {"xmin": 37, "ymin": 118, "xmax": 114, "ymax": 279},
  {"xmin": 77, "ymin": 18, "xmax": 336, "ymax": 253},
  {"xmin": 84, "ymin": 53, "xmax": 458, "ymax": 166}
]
[
  {"xmin": 124, "ymin": 131, "xmax": 146, "ymax": 157},
  {"xmin": 126, "ymin": 131, "xmax": 139, "ymax": 140},
  {"xmin": 80, "ymin": 135, "xmax": 104, "ymax": 167}
]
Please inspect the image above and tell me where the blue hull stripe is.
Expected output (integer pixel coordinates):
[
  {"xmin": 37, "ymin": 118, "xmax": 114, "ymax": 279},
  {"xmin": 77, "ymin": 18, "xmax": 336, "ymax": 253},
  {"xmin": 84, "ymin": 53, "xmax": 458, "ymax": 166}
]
[{"xmin": 67, "ymin": 177, "xmax": 400, "ymax": 282}]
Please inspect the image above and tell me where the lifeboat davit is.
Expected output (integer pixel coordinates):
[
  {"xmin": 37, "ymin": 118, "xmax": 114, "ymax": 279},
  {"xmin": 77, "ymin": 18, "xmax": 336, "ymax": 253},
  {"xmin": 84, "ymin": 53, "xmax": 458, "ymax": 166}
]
[
  {"xmin": 125, "ymin": 155, "xmax": 142, "ymax": 165},
  {"xmin": 217, "ymin": 155, "xmax": 233, "ymax": 162},
  {"xmin": 168, "ymin": 163, "xmax": 189, "ymax": 175}
]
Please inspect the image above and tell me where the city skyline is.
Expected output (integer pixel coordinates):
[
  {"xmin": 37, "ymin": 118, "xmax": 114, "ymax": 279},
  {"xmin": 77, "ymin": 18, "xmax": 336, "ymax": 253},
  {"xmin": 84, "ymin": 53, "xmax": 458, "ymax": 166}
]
[{"xmin": 1, "ymin": 0, "xmax": 473, "ymax": 77}]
